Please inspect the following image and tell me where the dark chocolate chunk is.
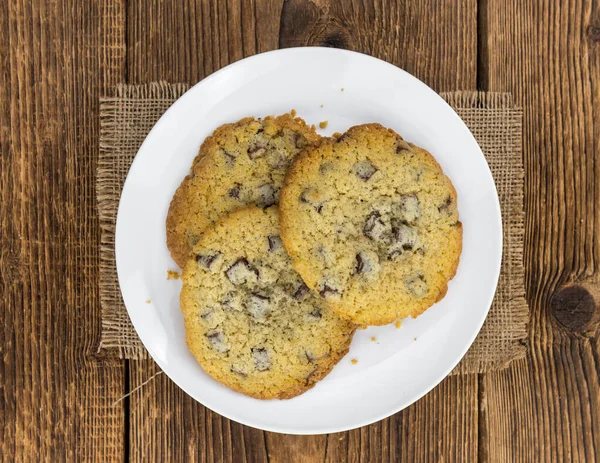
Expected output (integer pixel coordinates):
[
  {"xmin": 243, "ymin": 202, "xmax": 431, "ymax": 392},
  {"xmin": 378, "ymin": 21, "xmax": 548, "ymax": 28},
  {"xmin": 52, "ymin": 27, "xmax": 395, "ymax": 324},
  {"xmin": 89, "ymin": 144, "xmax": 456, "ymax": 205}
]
[
  {"xmin": 299, "ymin": 188, "xmax": 326, "ymax": 213},
  {"xmin": 307, "ymin": 309, "xmax": 322, "ymax": 320},
  {"xmin": 228, "ymin": 184, "xmax": 242, "ymax": 200},
  {"xmin": 252, "ymin": 347, "xmax": 270, "ymax": 371},
  {"xmin": 268, "ymin": 235, "xmax": 283, "ymax": 252},
  {"xmin": 354, "ymin": 251, "xmax": 379, "ymax": 275},
  {"xmin": 246, "ymin": 292, "xmax": 270, "ymax": 319},
  {"xmin": 292, "ymin": 282, "xmax": 310, "ymax": 300},
  {"xmin": 231, "ymin": 366, "xmax": 247, "ymax": 377},
  {"xmin": 196, "ymin": 252, "xmax": 221, "ymax": 270},
  {"xmin": 353, "ymin": 160, "xmax": 378, "ymax": 181},
  {"xmin": 256, "ymin": 183, "xmax": 277, "ymax": 208},
  {"xmin": 248, "ymin": 141, "xmax": 267, "ymax": 160},
  {"xmin": 206, "ymin": 331, "xmax": 229, "ymax": 353},
  {"xmin": 318, "ymin": 283, "xmax": 340, "ymax": 299},
  {"xmin": 438, "ymin": 196, "xmax": 454, "ymax": 214},
  {"xmin": 398, "ymin": 194, "xmax": 420, "ymax": 223},
  {"xmin": 395, "ymin": 140, "xmax": 411, "ymax": 154},
  {"xmin": 225, "ymin": 258, "xmax": 259, "ymax": 285},
  {"xmin": 223, "ymin": 150, "xmax": 236, "ymax": 164},
  {"xmin": 388, "ymin": 222, "xmax": 418, "ymax": 259},
  {"xmin": 363, "ymin": 211, "xmax": 388, "ymax": 241}
]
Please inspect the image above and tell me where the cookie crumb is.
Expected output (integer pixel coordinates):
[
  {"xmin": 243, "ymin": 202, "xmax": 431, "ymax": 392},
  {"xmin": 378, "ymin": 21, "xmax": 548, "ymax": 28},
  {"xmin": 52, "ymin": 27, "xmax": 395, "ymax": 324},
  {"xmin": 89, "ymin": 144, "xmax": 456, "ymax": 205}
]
[
  {"xmin": 145, "ymin": 300, "xmax": 151, "ymax": 304},
  {"xmin": 414, "ymin": 337, "xmax": 417, "ymax": 341},
  {"xmin": 340, "ymin": 87, "xmax": 345, "ymax": 92},
  {"xmin": 371, "ymin": 337, "xmax": 377, "ymax": 342},
  {"xmin": 319, "ymin": 120, "xmax": 328, "ymax": 129},
  {"xmin": 167, "ymin": 270, "xmax": 180, "ymax": 280},
  {"xmin": 290, "ymin": 109, "xmax": 297, "ymax": 117},
  {"xmin": 351, "ymin": 358, "xmax": 358, "ymax": 364},
  {"xmin": 320, "ymin": 104, "xmax": 324, "ymax": 108},
  {"xmin": 395, "ymin": 320, "xmax": 402, "ymax": 329}
]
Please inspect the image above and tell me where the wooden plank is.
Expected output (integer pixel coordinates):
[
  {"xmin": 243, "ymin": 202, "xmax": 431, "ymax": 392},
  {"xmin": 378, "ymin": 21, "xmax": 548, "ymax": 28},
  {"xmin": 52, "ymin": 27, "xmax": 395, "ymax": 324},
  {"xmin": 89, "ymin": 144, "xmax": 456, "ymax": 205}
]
[
  {"xmin": 0, "ymin": 0, "xmax": 126, "ymax": 461},
  {"xmin": 126, "ymin": 1, "xmax": 283, "ymax": 461},
  {"xmin": 127, "ymin": 0, "xmax": 479, "ymax": 461},
  {"xmin": 480, "ymin": 0, "xmax": 600, "ymax": 460}
]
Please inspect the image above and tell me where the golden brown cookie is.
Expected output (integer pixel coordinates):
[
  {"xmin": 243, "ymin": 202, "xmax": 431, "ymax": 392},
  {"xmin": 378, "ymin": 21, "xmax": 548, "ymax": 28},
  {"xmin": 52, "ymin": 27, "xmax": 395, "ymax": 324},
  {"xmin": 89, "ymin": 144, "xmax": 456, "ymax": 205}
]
[
  {"xmin": 279, "ymin": 124, "xmax": 462, "ymax": 326},
  {"xmin": 167, "ymin": 114, "xmax": 320, "ymax": 268},
  {"xmin": 180, "ymin": 206, "xmax": 355, "ymax": 399}
]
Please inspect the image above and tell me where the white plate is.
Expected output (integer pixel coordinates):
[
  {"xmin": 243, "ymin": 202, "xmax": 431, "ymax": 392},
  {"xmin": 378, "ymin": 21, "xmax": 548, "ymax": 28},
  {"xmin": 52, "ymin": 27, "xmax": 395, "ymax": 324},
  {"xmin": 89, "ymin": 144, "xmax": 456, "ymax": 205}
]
[{"xmin": 116, "ymin": 47, "xmax": 502, "ymax": 434}]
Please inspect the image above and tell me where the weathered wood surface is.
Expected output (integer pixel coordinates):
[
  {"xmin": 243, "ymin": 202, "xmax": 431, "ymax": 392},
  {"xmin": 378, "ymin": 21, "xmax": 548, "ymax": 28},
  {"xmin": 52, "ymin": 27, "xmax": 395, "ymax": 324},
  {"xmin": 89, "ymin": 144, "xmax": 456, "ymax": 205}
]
[
  {"xmin": 1, "ymin": 0, "xmax": 598, "ymax": 461},
  {"xmin": 0, "ymin": 0, "xmax": 127, "ymax": 461}
]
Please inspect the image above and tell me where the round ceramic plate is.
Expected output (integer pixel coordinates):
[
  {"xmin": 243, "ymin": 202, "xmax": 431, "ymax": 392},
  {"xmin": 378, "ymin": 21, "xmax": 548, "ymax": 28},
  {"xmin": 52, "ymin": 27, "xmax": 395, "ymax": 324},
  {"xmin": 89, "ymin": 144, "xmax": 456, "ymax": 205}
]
[{"xmin": 116, "ymin": 47, "xmax": 502, "ymax": 434}]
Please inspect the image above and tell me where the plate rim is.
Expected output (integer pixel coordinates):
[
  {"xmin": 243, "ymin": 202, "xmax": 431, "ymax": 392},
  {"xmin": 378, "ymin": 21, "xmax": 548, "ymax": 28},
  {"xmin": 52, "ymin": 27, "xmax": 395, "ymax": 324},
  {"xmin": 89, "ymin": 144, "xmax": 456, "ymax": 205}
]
[{"xmin": 115, "ymin": 46, "xmax": 503, "ymax": 434}]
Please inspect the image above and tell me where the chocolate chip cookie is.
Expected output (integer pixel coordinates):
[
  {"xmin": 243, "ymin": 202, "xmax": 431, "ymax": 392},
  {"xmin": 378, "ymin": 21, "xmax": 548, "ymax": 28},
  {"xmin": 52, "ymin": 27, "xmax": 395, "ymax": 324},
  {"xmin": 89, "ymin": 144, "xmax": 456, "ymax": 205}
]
[
  {"xmin": 279, "ymin": 124, "xmax": 462, "ymax": 326},
  {"xmin": 180, "ymin": 206, "xmax": 355, "ymax": 399},
  {"xmin": 167, "ymin": 114, "xmax": 320, "ymax": 268}
]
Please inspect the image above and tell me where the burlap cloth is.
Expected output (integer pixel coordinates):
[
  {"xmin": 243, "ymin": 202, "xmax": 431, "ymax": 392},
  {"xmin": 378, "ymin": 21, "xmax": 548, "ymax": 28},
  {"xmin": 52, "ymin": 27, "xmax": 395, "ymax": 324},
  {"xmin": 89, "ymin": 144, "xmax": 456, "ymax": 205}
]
[{"xmin": 98, "ymin": 83, "xmax": 528, "ymax": 374}]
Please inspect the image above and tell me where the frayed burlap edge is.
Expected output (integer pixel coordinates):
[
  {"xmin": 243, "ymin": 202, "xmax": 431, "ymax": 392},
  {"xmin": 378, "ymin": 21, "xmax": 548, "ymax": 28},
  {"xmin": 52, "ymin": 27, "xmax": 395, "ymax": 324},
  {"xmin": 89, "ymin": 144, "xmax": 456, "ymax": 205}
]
[
  {"xmin": 97, "ymin": 84, "xmax": 528, "ymax": 374},
  {"xmin": 98, "ymin": 82, "xmax": 190, "ymax": 359},
  {"xmin": 442, "ymin": 92, "xmax": 528, "ymax": 374}
]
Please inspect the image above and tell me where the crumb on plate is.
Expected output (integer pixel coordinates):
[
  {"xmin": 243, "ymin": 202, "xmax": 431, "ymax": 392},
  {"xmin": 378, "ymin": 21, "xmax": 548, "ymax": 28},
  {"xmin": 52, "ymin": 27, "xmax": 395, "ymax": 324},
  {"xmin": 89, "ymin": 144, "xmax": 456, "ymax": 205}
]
[
  {"xmin": 395, "ymin": 320, "xmax": 402, "ymax": 329},
  {"xmin": 320, "ymin": 104, "xmax": 324, "ymax": 108},
  {"xmin": 414, "ymin": 337, "xmax": 417, "ymax": 341},
  {"xmin": 351, "ymin": 358, "xmax": 358, "ymax": 364},
  {"xmin": 290, "ymin": 108, "xmax": 297, "ymax": 117},
  {"xmin": 371, "ymin": 337, "xmax": 377, "ymax": 342},
  {"xmin": 340, "ymin": 87, "xmax": 345, "ymax": 91},
  {"xmin": 167, "ymin": 270, "xmax": 180, "ymax": 280},
  {"xmin": 319, "ymin": 120, "xmax": 328, "ymax": 129},
  {"xmin": 145, "ymin": 299, "xmax": 151, "ymax": 304}
]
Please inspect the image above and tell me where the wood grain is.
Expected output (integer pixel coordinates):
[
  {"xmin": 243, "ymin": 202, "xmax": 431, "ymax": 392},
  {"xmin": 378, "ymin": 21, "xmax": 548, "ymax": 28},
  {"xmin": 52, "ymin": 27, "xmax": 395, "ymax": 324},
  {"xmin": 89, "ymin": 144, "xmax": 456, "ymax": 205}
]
[
  {"xmin": 3, "ymin": 0, "xmax": 598, "ymax": 460},
  {"xmin": 0, "ymin": 0, "xmax": 126, "ymax": 461},
  {"xmin": 480, "ymin": 0, "xmax": 600, "ymax": 460},
  {"xmin": 126, "ymin": 1, "xmax": 479, "ymax": 462}
]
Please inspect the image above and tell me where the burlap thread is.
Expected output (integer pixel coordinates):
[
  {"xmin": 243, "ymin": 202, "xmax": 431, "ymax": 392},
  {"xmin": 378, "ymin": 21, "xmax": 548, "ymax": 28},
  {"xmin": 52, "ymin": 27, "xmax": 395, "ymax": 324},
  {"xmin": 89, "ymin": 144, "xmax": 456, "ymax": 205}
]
[{"xmin": 97, "ymin": 83, "xmax": 528, "ymax": 374}]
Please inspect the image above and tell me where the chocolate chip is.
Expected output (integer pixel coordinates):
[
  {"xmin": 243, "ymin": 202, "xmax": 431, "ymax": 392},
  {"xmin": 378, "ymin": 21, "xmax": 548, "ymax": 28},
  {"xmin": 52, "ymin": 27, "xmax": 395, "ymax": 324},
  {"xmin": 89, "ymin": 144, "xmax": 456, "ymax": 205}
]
[
  {"xmin": 438, "ymin": 196, "xmax": 454, "ymax": 214},
  {"xmin": 318, "ymin": 283, "xmax": 340, "ymax": 299},
  {"xmin": 395, "ymin": 140, "xmax": 411, "ymax": 154},
  {"xmin": 228, "ymin": 184, "xmax": 242, "ymax": 200},
  {"xmin": 252, "ymin": 347, "xmax": 270, "ymax": 371},
  {"xmin": 196, "ymin": 252, "xmax": 221, "ymax": 270},
  {"xmin": 221, "ymin": 292, "xmax": 242, "ymax": 312},
  {"xmin": 292, "ymin": 282, "xmax": 310, "ymax": 300},
  {"xmin": 353, "ymin": 160, "xmax": 378, "ymax": 181},
  {"xmin": 406, "ymin": 274, "xmax": 427, "ymax": 298},
  {"xmin": 225, "ymin": 258, "xmax": 259, "ymax": 285},
  {"xmin": 256, "ymin": 183, "xmax": 277, "ymax": 208},
  {"xmin": 305, "ymin": 351, "xmax": 316, "ymax": 362},
  {"xmin": 307, "ymin": 309, "xmax": 322, "ymax": 320},
  {"xmin": 246, "ymin": 292, "xmax": 270, "ymax": 319},
  {"xmin": 300, "ymin": 188, "xmax": 326, "ymax": 213},
  {"xmin": 388, "ymin": 221, "xmax": 418, "ymax": 259},
  {"xmin": 231, "ymin": 366, "xmax": 247, "ymax": 377},
  {"xmin": 268, "ymin": 235, "xmax": 283, "ymax": 252},
  {"xmin": 248, "ymin": 144, "xmax": 267, "ymax": 160},
  {"xmin": 206, "ymin": 331, "xmax": 229, "ymax": 353},
  {"xmin": 223, "ymin": 150, "xmax": 236, "ymax": 164},
  {"xmin": 200, "ymin": 308, "xmax": 214, "ymax": 320},
  {"xmin": 398, "ymin": 194, "xmax": 420, "ymax": 223},
  {"xmin": 354, "ymin": 251, "xmax": 380, "ymax": 276},
  {"xmin": 363, "ymin": 211, "xmax": 389, "ymax": 241},
  {"xmin": 256, "ymin": 126, "xmax": 264, "ymax": 134},
  {"xmin": 336, "ymin": 133, "xmax": 349, "ymax": 143}
]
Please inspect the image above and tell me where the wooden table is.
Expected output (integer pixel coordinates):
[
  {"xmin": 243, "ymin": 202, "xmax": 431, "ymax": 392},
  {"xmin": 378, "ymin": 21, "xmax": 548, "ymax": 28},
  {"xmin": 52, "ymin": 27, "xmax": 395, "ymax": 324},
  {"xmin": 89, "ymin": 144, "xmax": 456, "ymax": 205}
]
[{"xmin": 1, "ymin": 0, "xmax": 599, "ymax": 461}]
